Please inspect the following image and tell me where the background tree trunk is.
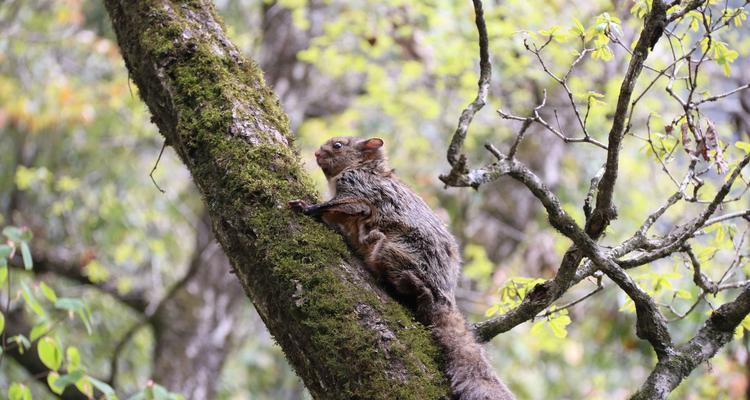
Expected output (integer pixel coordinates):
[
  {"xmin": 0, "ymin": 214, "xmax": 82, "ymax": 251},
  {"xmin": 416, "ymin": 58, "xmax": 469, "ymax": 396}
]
[
  {"xmin": 103, "ymin": 1, "xmax": 451, "ymax": 398},
  {"xmin": 150, "ymin": 211, "xmax": 244, "ymax": 399}
]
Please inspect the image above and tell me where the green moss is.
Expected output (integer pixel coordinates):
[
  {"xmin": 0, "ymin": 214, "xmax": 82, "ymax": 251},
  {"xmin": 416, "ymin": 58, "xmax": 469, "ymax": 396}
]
[{"xmin": 116, "ymin": 1, "xmax": 450, "ymax": 397}]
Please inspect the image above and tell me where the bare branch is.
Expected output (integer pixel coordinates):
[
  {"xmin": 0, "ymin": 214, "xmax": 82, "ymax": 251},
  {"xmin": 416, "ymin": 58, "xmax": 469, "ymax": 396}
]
[
  {"xmin": 630, "ymin": 283, "xmax": 750, "ymax": 399},
  {"xmin": 600, "ymin": 260, "xmax": 674, "ymax": 359},
  {"xmin": 445, "ymin": 0, "xmax": 490, "ymax": 170},
  {"xmin": 583, "ymin": 166, "xmax": 606, "ymax": 220},
  {"xmin": 694, "ymin": 82, "xmax": 750, "ymax": 105},
  {"xmin": 614, "ymin": 162, "xmax": 695, "ymax": 257},
  {"xmin": 525, "ymin": 38, "xmax": 595, "ymax": 141},
  {"xmin": 587, "ymin": 0, "xmax": 668, "ymax": 239},
  {"xmin": 719, "ymin": 280, "xmax": 750, "ymax": 290},
  {"xmin": 667, "ymin": 0, "xmax": 708, "ymax": 23},
  {"xmin": 703, "ymin": 209, "xmax": 750, "ymax": 227},
  {"xmin": 684, "ymin": 246, "xmax": 718, "ymax": 294},
  {"xmin": 618, "ymin": 152, "xmax": 750, "ymax": 268},
  {"xmin": 496, "ymin": 101, "xmax": 608, "ymax": 150},
  {"xmin": 9, "ymin": 250, "xmax": 148, "ymax": 313},
  {"xmin": 507, "ymin": 119, "xmax": 533, "ymax": 159}
]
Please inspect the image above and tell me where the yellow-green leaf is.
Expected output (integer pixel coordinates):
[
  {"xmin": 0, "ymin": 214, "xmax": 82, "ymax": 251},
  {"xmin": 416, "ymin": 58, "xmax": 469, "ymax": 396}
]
[
  {"xmin": 48, "ymin": 372, "xmax": 64, "ymax": 395},
  {"xmin": 38, "ymin": 336, "xmax": 63, "ymax": 371},
  {"xmin": 67, "ymin": 346, "xmax": 81, "ymax": 370},
  {"xmin": 8, "ymin": 383, "xmax": 32, "ymax": 400},
  {"xmin": 20, "ymin": 241, "xmax": 32, "ymax": 270},
  {"xmin": 485, "ymin": 304, "xmax": 500, "ymax": 317},
  {"xmin": 40, "ymin": 282, "xmax": 57, "ymax": 303}
]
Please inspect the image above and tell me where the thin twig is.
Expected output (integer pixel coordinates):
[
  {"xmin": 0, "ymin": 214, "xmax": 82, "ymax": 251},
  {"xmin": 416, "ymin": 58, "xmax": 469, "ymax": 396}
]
[
  {"xmin": 150, "ymin": 140, "xmax": 167, "ymax": 194},
  {"xmin": 507, "ymin": 119, "xmax": 533, "ymax": 159},
  {"xmin": 694, "ymin": 83, "xmax": 750, "ymax": 105},
  {"xmin": 538, "ymin": 284, "xmax": 605, "ymax": 318}
]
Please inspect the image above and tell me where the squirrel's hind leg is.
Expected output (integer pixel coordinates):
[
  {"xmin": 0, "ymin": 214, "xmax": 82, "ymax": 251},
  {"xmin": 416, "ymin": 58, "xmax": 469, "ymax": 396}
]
[
  {"xmin": 365, "ymin": 240, "xmax": 436, "ymax": 319},
  {"xmin": 389, "ymin": 270, "xmax": 435, "ymax": 320}
]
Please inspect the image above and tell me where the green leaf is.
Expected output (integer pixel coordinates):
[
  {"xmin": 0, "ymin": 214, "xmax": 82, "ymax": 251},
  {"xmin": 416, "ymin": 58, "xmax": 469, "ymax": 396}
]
[
  {"xmin": 0, "ymin": 265, "xmax": 7, "ymax": 287},
  {"xmin": 736, "ymin": 141, "xmax": 750, "ymax": 154},
  {"xmin": 0, "ymin": 244, "xmax": 13, "ymax": 259},
  {"xmin": 10, "ymin": 334, "xmax": 31, "ymax": 354},
  {"xmin": 78, "ymin": 307, "xmax": 93, "ymax": 334},
  {"xmin": 572, "ymin": 18, "xmax": 585, "ymax": 35},
  {"xmin": 48, "ymin": 372, "xmax": 65, "ymax": 395},
  {"xmin": 128, "ymin": 391, "xmax": 147, "ymax": 400},
  {"xmin": 0, "ymin": 311, "xmax": 4, "ymax": 335},
  {"xmin": 592, "ymin": 46, "xmax": 614, "ymax": 61},
  {"xmin": 8, "ymin": 383, "xmax": 32, "ymax": 400},
  {"xmin": 549, "ymin": 316, "xmax": 572, "ymax": 338},
  {"xmin": 20, "ymin": 241, "xmax": 32, "ymax": 270},
  {"xmin": 714, "ymin": 225, "xmax": 726, "ymax": 243},
  {"xmin": 463, "ymin": 244, "xmax": 493, "ymax": 281},
  {"xmin": 151, "ymin": 383, "xmax": 177, "ymax": 400},
  {"xmin": 39, "ymin": 282, "xmax": 57, "ymax": 302},
  {"xmin": 3, "ymin": 226, "xmax": 23, "ymax": 242},
  {"xmin": 89, "ymin": 377, "xmax": 118, "ymax": 400},
  {"xmin": 55, "ymin": 297, "xmax": 93, "ymax": 334},
  {"xmin": 742, "ymin": 314, "xmax": 750, "ymax": 331},
  {"xmin": 29, "ymin": 321, "xmax": 50, "ymax": 342},
  {"xmin": 67, "ymin": 346, "xmax": 81, "ymax": 370},
  {"xmin": 51, "ymin": 369, "xmax": 86, "ymax": 391},
  {"xmin": 38, "ymin": 336, "xmax": 63, "ymax": 371},
  {"xmin": 2, "ymin": 226, "xmax": 32, "ymax": 242},
  {"xmin": 55, "ymin": 297, "xmax": 85, "ymax": 312},
  {"xmin": 620, "ymin": 298, "xmax": 635, "ymax": 313},
  {"xmin": 530, "ymin": 320, "xmax": 545, "ymax": 336},
  {"xmin": 21, "ymin": 282, "xmax": 46, "ymax": 318},
  {"xmin": 485, "ymin": 304, "xmax": 499, "ymax": 317},
  {"xmin": 75, "ymin": 376, "xmax": 94, "ymax": 398}
]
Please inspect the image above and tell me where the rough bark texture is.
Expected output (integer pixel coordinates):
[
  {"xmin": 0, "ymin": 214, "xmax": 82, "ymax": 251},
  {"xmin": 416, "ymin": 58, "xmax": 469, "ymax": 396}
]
[{"xmin": 104, "ymin": 1, "xmax": 450, "ymax": 399}]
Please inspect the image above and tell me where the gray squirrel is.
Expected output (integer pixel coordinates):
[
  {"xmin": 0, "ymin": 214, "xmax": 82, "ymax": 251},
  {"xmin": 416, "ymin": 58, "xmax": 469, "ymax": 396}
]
[{"xmin": 289, "ymin": 136, "xmax": 515, "ymax": 400}]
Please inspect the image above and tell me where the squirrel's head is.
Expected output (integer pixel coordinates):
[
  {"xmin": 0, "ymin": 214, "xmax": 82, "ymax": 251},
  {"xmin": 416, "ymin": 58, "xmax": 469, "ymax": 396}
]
[{"xmin": 315, "ymin": 136, "xmax": 385, "ymax": 178}]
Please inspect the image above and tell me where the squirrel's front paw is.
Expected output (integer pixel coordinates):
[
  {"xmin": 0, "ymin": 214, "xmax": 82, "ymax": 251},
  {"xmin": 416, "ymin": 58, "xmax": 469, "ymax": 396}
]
[{"xmin": 288, "ymin": 199, "xmax": 309, "ymax": 213}]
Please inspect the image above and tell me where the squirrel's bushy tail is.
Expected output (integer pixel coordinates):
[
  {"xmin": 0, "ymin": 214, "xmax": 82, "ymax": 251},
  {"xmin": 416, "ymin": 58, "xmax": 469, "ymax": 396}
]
[{"xmin": 430, "ymin": 303, "xmax": 515, "ymax": 400}]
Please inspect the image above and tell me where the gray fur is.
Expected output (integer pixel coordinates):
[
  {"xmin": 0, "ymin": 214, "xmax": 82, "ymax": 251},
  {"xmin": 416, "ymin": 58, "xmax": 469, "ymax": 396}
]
[{"xmin": 290, "ymin": 136, "xmax": 515, "ymax": 400}]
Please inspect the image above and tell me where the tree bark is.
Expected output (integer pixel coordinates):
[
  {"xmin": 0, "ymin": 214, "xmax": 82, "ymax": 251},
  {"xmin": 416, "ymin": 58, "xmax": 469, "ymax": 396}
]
[
  {"xmin": 151, "ymin": 211, "xmax": 245, "ymax": 399},
  {"xmin": 103, "ymin": 1, "xmax": 450, "ymax": 399}
]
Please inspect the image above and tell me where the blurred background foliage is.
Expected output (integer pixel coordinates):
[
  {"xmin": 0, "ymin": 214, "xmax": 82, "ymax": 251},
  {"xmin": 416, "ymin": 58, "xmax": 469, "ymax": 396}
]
[{"xmin": 0, "ymin": 0, "xmax": 748, "ymax": 399}]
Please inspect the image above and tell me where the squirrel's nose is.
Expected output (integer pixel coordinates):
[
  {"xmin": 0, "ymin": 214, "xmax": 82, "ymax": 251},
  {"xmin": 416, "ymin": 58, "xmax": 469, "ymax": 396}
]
[{"xmin": 314, "ymin": 149, "xmax": 322, "ymax": 158}]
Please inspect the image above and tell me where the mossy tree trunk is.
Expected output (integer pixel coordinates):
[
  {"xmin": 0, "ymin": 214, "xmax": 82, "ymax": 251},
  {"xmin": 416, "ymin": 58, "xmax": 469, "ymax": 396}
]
[{"xmin": 103, "ymin": 1, "xmax": 450, "ymax": 398}]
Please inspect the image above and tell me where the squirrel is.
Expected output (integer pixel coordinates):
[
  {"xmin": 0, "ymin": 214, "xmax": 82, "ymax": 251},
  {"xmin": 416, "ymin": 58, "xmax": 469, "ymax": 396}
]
[{"xmin": 289, "ymin": 136, "xmax": 515, "ymax": 400}]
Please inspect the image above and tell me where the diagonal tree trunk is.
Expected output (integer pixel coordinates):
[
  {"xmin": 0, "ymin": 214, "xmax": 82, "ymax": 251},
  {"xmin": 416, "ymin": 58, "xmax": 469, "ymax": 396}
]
[{"xmin": 103, "ymin": 1, "xmax": 451, "ymax": 398}]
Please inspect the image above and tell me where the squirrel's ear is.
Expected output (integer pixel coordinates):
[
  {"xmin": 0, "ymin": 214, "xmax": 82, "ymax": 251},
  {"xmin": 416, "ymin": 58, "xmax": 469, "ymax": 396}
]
[{"xmin": 360, "ymin": 137, "xmax": 384, "ymax": 151}]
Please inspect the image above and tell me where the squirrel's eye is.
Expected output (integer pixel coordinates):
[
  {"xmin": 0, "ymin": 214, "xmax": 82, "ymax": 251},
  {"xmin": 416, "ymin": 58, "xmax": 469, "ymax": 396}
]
[{"xmin": 333, "ymin": 142, "xmax": 343, "ymax": 149}]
